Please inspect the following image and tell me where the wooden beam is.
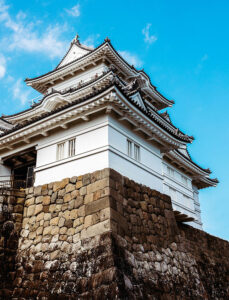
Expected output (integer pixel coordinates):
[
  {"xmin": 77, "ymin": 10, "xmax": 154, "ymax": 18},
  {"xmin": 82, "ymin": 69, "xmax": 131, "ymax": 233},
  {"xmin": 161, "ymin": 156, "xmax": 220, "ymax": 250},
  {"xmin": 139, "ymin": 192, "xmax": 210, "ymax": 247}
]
[
  {"xmin": 147, "ymin": 135, "xmax": 156, "ymax": 141},
  {"xmin": 133, "ymin": 126, "xmax": 142, "ymax": 132},
  {"xmin": 24, "ymin": 138, "xmax": 30, "ymax": 144},
  {"xmin": 106, "ymin": 106, "xmax": 112, "ymax": 114},
  {"xmin": 41, "ymin": 131, "xmax": 49, "ymax": 137},
  {"xmin": 60, "ymin": 124, "xmax": 68, "ymax": 129},
  {"xmin": 81, "ymin": 116, "xmax": 90, "ymax": 122}
]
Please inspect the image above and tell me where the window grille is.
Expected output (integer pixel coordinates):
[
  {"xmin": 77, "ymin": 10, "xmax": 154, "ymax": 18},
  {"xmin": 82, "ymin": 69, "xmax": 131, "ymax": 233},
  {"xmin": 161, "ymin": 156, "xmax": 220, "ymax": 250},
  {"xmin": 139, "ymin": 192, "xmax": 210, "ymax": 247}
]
[
  {"xmin": 134, "ymin": 144, "xmax": 140, "ymax": 161},
  {"xmin": 127, "ymin": 139, "xmax": 132, "ymax": 157},
  {"xmin": 68, "ymin": 138, "xmax": 76, "ymax": 157},
  {"xmin": 57, "ymin": 142, "xmax": 65, "ymax": 160}
]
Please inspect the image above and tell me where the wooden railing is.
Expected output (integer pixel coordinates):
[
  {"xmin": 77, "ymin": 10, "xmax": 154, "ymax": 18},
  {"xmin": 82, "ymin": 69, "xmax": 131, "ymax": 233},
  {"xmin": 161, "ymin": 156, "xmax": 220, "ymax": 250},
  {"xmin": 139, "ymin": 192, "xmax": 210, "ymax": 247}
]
[{"xmin": 0, "ymin": 176, "xmax": 27, "ymax": 191}]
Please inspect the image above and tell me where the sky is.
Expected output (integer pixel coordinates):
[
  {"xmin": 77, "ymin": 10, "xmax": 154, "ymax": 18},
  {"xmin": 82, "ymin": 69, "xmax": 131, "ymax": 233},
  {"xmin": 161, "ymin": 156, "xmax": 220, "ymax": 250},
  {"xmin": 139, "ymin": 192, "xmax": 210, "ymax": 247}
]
[{"xmin": 0, "ymin": 0, "xmax": 228, "ymax": 240}]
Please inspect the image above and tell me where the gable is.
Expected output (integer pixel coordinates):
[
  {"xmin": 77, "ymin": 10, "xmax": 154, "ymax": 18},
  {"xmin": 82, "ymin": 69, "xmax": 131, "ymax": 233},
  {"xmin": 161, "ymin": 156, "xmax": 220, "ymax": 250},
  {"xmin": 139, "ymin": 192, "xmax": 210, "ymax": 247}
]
[
  {"xmin": 57, "ymin": 40, "xmax": 93, "ymax": 69},
  {"xmin": 130, "ymin": 92, "xmax": 146, "ymax": 110},
  {"xmin": 178, "ymin": 147, "xmax": 191, "ymax": 159}
]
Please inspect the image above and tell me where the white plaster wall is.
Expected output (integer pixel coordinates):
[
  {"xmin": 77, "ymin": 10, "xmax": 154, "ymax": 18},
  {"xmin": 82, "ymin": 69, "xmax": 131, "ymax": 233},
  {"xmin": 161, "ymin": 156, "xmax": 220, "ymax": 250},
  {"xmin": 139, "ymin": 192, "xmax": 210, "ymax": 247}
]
[
  {"xmin": 35, "ymin": 151, "xmax": 108, "ymax": 185},
  {"xmin": 107, "ymin": 116, "xmax": 164, "ymax": 191},
  {"xmin": 35, "ymin": 115, "xmax": 109, "ymax": 185},
  {"xmin": 0, "ymin": 163, "xmax": 11, "ymax": 180},
  {"xmin": 0, "ymin": 112, "xmax": 203, "ymax": 229},
  {"xmin": 162, "ymin": 162, "xmax": 202, "ymax": 229}
]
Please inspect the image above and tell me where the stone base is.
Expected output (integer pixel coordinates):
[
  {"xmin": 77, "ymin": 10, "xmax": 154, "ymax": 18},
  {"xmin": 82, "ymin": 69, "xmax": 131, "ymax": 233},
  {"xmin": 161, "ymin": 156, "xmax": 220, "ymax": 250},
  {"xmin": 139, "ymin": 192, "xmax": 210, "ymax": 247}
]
[{"xmin": 0, "ymin": 169, "xmax": 228, "ymax": 299}]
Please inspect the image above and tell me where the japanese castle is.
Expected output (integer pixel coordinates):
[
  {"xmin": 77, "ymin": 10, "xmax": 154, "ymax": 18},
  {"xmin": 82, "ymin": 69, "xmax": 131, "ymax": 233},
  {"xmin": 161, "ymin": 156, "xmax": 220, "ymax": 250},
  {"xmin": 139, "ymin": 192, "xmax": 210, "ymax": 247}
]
[{"xmin": 0, "ymin": 35, "xmax": 218, "ymax": 229}]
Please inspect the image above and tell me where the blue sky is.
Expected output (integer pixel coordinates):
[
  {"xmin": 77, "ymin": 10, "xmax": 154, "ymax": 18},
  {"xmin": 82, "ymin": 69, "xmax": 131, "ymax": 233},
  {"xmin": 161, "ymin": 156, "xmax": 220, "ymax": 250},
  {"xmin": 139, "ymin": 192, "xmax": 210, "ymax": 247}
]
[{"xmin": 0, "ymin": 0, "xmax": 228, "ymax": 240}]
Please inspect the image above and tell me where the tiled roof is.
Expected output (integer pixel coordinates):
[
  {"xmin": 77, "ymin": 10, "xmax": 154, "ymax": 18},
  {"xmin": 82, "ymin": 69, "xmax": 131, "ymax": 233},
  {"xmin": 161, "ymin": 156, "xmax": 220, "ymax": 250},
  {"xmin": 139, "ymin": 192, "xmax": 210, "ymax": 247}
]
[{"xmin": 0, "ymin": 78, "xmax": 191, "ymax": 143}]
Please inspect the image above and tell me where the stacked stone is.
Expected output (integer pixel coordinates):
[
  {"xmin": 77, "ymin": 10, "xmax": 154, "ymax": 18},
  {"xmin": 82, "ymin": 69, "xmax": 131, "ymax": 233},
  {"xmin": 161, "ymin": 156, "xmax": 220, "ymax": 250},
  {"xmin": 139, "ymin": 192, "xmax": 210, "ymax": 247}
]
[
  {"xmin": 0, "ymin": 190, "xmax": 25, "ymax": 298},
  {"xmin": 12, "ymin": 169, "xmax": 122, "ymax": 298},
  {"xmin": 1, "ymin": 168, "xmax": 228, "ymax": 299},
  {"xmin": 108, "ymin": 174, "xmax": 205, "ymax": 298}
]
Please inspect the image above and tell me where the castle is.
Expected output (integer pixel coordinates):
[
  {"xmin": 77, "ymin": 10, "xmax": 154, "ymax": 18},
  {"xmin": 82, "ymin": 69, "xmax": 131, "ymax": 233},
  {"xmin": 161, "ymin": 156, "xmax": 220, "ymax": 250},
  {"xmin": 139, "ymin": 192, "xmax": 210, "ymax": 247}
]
[
  {"xmin": 0, "ymin": 35, "xmax": 218, "ymax": 230},
  {"xmin": 0, "ymin": 36, "xmax": 228, "ymax": 300}
]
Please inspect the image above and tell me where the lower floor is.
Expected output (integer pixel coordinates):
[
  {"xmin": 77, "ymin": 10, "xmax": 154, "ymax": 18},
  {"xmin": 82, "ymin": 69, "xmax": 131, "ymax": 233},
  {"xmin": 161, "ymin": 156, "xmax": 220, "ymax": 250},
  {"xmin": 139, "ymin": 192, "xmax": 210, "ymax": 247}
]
[{"xmin": 0, "ymin": 116, "xmax": 202, "ymax": 229}]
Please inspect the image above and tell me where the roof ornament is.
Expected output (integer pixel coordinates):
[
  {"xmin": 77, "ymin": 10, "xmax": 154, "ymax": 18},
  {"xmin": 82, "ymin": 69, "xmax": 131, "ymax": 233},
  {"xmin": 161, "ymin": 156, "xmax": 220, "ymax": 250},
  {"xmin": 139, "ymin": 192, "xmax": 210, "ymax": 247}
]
[
  {"xmin": 123, "ymin": 79, "xmax": 139, "ymax": 92},
  {"xmin": 104, "ymin": 37, "xmax": 110, "ymax": 42},
  {"xmin": 72, "ymin": 33, "xmax": 80, "ymax": 44}
]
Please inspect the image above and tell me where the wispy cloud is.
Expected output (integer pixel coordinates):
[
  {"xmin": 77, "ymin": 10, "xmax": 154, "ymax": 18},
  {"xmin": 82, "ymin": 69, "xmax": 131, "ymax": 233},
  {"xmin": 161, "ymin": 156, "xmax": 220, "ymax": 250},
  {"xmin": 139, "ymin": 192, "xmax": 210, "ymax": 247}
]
[
  {"xmin": 12, "ymin": 78, "xmax": 31, "ymax": 105},
  {"xmin": 0, "ymin": 0, "xmax": 68, "ymax": 59},
  {"xmin": 118, "ymin": 51, "xmax": 143, "ymax": 68},
  {"xmin": 82, "ymin": 34, "xmax": 100, "ymax": 48},
  {"xmin": 65, "ymin": 4, "xmax": 80, "ymax": 17},
  {"xmin": 0, "ymin": 54, "xmax": 6, "ymax": 78},
  {"xmin": 142, "ymin": 23, "xmax": 157, "ymax": 45},
  {"xmin": 195, "ymin": 54, "xmax": 208, "ymax": 74}
]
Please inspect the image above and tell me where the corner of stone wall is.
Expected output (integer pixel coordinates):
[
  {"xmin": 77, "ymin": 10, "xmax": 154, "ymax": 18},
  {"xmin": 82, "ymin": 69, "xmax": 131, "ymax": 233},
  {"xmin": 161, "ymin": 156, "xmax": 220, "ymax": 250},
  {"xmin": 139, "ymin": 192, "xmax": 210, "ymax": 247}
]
[{"xmin": 1, "ymin": 168, "xmax": 229, "ymax": 299}]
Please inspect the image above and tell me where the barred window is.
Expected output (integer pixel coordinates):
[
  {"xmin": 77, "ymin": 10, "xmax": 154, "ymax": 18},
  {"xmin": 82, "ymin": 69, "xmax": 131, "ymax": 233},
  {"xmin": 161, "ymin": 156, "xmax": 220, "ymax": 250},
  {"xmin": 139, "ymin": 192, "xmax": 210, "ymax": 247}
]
[
  {"xmin": 57, "ymin": 142, "xmax": 65, "ymax": 160},
  {"xmin": 68, "ymin": 138, "xmax": 76, "ymax": 157},
  {"xmin": 127, "ymin": 139, "xmax": 132, "ymax": 157},
  {"xmin": 134, "ymin": 144, "xmax": 140, "ymax": 161}
]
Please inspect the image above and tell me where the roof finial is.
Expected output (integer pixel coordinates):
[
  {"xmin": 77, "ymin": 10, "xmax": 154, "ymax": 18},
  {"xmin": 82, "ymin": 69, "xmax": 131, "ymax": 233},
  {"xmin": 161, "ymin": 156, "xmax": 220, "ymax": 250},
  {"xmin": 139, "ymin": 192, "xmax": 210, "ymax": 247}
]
[
  {"xmin": 104, "ymin": 37, "xmax": 110, "ymax": 43},
  {"xmin": 73, "ymin": 33, "xmax": 80, "ymax": 44}
]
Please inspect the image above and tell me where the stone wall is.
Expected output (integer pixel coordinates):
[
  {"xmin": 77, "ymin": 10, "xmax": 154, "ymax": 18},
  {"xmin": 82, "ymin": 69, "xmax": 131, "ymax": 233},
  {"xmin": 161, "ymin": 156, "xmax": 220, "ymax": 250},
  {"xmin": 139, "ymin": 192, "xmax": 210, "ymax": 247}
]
[
  {"xmin": 0, "ymin": 189, "xmax": 25, "ymax": 298},
  {"xmin": 0, "ymin": 168, "xmax": 228, "ymax": 299}
]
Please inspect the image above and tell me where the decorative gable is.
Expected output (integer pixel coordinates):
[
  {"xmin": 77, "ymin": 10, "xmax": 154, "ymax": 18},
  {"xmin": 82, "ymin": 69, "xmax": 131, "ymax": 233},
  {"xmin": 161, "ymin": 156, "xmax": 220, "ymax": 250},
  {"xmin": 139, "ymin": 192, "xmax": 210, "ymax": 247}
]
[
  {"xmin": 130, "ymin": 92, "xmax": 146, "ymax": 110},
  {"xmin": 57, "ymin": 35, "xmax": 93, "ymax": 69}
]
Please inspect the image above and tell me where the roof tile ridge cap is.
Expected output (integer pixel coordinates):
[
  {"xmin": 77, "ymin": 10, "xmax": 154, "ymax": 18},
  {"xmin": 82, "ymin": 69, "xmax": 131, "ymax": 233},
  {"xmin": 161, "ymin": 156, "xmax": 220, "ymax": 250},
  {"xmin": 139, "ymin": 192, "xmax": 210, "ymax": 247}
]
[
  {"xmin": 0, "ymin": 117, "xmax": 13, "ymax": 125},
  {"xmin": 116, "ymin": 84, "xmax": 191, "ymax": 142},
  {"xmin": 136, "ymin": 70, "xmax": 175, "ymax": 105},
  {"xmin": 0, "ymin": 81, "xmax": 114, "ymax": 138},
  {"xmin": 6, "ymin": 70, "xmax": 112, "ymax": 120},
  {"xmin": 148, "ymin": 105, "xmax": 192, "ymax": 140},
  {"xmin": 174, "ymin": 149, "xmax": 212, "ymax": 174}
]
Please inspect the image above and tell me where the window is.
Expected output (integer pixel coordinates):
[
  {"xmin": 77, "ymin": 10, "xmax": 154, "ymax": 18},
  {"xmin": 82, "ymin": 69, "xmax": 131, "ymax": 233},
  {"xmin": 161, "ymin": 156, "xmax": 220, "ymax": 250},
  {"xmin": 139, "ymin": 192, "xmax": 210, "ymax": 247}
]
[
  {"xmin": 127, "ymin": 139, "xmax": 132, "ymax": 157},
  {"xmin": 181, "ymin": 175, "xmax": 188, "ymax": 186},
  {"xmin": 68, "ymin": 138, "xmax": 76, "ymax": 157},
  {"xmin": 134, "ymin": 144, "xmax": 140, "ymax": 161},
  {"xmin": 57, "ymin": 142, "xmax": 65, "ymax": 160},
  {"xmin": 127, "ymin": 139, "xmax": 140, "ymax": 162},
  {"xmin": 167, "ymin": 166, "xmax": 174, "ymax": 177}
]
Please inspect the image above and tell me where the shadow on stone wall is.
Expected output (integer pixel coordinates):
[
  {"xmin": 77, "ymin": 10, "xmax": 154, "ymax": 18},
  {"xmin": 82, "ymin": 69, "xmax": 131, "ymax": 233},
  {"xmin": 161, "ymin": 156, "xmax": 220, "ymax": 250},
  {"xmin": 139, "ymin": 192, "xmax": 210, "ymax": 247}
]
[
  {"xmin": 0, "ymin": 169, "xmax": 228, "ymax": 299},
  {"xmin": 0, "ymin": 190, "xmax": 25, "ymax": 299}
]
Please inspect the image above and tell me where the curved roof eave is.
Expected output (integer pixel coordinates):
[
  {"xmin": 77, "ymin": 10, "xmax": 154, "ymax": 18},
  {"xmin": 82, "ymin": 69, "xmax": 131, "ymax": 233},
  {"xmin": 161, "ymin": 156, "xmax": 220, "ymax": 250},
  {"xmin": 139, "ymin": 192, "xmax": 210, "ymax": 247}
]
[
  {"xmin": 4, "ymin": 70, "xmax": 113, "ymax": 121},
  {"xmin": 0, "ymin": 82, "xmax": 191, "ymax": 145},
  {"xmin": 25, "ymin": 39, "xmax": 174, "ymax": 108}
]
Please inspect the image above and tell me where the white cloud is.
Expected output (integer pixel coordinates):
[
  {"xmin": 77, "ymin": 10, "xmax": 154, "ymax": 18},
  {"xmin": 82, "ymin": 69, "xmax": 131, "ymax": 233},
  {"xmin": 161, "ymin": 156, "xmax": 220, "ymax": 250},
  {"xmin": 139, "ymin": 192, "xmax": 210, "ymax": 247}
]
[
  {"xmin": 142, "ymin": 23, "xmax": 157, "ymax": 45},
  {"xmin": 12, "ymin": 78, "xmax": 31, "ymax": 105},
  {"xmin": 81, "ymin": 34, "xmax": 100, "ymax": 48},
  {"xmin": 118, "ymin": 51, "xmax": 143, "ymax": 68},
  {"xmin": 0, "ymin": 54, "xmax": 6, "ymax": 78},
  {"xmin": 0, "ymin": 0, "xmax": 68, "ymax": 59},
  {"xmin": 66, "ymin": 4, "xmax": 80, "ymax": 17}
]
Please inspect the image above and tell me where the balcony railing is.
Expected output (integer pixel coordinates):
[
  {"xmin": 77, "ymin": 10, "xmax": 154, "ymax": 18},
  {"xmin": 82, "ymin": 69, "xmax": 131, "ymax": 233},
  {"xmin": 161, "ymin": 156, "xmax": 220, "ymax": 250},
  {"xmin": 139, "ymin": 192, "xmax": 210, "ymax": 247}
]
[{"xmin": 0, "ymin": 176, "xmax": 27, "ymax": 192}]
